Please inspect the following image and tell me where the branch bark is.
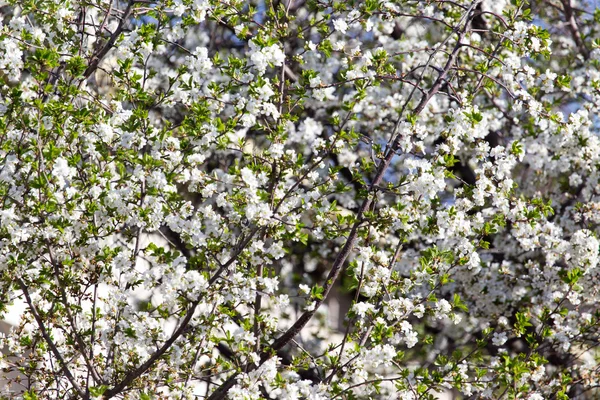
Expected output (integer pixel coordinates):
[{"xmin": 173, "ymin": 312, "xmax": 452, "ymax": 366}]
[
  {"xmin": 17, "ymin": 279, "xmax": 88, "ymax": 399},
  {"xmin": 101, "ymin": 227, "xmax": 262, "ymax": 399},
  {"xmin": 559, "ymin": 0, "xmax": 589, "ymax": 59},
  {"xmin": 83, "ymin": 1, "xmax": 134, "ymax": 80}
]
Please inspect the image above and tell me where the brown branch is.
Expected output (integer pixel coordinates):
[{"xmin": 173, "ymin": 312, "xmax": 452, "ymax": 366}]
[
  {"xmin": 83, "ymin": 0, "xmax": 134, "ymax": 79},
  {"xmin": 559, "ymin": 0, "xmax": 589, "ymax": 59},
  {"xmin": 96, "ymin": 0, "xmax": 114, "ymax": 38},
  {"xmin": 46, "ymin": 245, "xmax": 104, "ymax": 386},
  {"xmin": 17, "ymin": 279, "xmax": 87, "ymax": 399},
  {"xmin": 101, "ymin": 227, "xmax": 262, "ymax": 399}
]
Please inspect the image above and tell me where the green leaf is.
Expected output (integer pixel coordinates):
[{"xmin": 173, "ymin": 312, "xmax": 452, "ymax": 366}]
[{"xmin": 24, "ymin": 391, "xmax": 38, "ymax": 400}]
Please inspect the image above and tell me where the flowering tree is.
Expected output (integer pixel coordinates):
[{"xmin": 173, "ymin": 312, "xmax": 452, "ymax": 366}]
[{"xmin": 1, "ymin": 0, "xmax": 600, "ymax": 398}]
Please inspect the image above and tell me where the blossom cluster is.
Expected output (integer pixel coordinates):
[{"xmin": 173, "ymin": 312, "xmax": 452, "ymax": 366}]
[{"xmin": 0, "ymin": 0, "xmax": 600, "ymax": 399}]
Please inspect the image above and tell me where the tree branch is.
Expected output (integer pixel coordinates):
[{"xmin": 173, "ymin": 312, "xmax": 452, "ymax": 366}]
[
  {"xmin": 83, "ymin": 0, "xmax": 134, "ymax": 79},
  {"xmin": 559, "ymin": 0, "xmax": 589, "ymax": 59},
  {"xmin": 17, "ymin": 279, "xmax": 87, "ymax": 399}
]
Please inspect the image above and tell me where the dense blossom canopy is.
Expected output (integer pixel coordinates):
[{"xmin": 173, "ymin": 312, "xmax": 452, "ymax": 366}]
[{"xmin": 1, "ymin": 0, "xmax": 600, "ymax": 399}]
